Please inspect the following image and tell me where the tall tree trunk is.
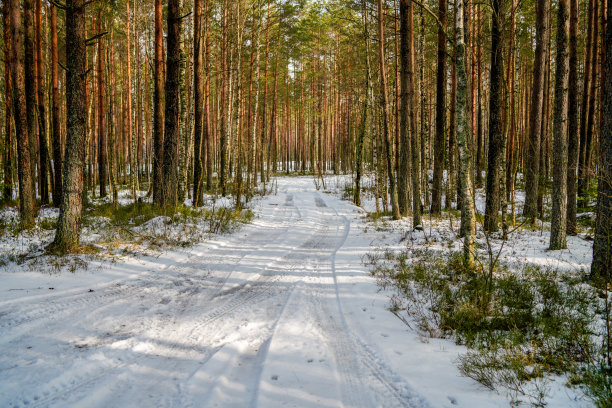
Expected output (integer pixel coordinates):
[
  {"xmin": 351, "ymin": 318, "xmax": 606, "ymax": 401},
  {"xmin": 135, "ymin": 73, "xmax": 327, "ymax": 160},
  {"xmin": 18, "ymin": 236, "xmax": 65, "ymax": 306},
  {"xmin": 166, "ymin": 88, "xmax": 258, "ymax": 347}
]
[
  {"xmin": 153, "ymin": 0, "xmax": 164, "ymax": 205},
  {"xmin": 566, "ymin": 0, "xmax": 579, "ymax": 234},
  {"xmin": 578, "ymin": 0, "xmax": 595, "ymax": 208},
  {"xmin": 53, "ymin": 0, "xmax": 87, "ymax": 251},
  {"xmin": 455, "ymin": 0, "xmax": 476, "ymax": 266},
  {"xmin": 125, "ymin": 0, "xmax": 136, "ymax": 201},
  {"xmin": 355, "ymin": 0, "xmax": 370, "ymax": 207},
  {"xmin": 523, "ymin": 0, "xmax": 550, "ymax": 224},
  {"xmin": 3, "ymin": 0, "xmax": 14, "ymax": 201},
  {"xmin": 400, "ymin": 0, "xmax": 421, "ymax": 227},
  {"xmin": 9, "ymin": 0, "xmax": 36, "ymax": 227},
  {"xmin": 447, "ymin": 3, "xmax": 457, "ymax": 211},
  {"xmin": 550, "ymin": 0, "xmax": 571, "ymax": 250},
  {"xmin": 161, "ymin": 0, "xmax": 181, "ymax": 206},
  {"xmin": 97, "ymin": 9, "xmax": 107, "ymax": 198},
  {"xmin": 36, "ymin": 0, "xmax": 49, "ymax": 204},
  {"xmin": 377, "ymin": 0, "xmax": 401, "ymax": 220},
  {"xmin": 24, "ymin": 0, "xmax": 37, "ymax": 197},
  {"xmin": 51, "ymin": 3, "xmax": 62, "ymax": 206},
  {"xmin": 431, "ymin": 0, "xmax": 447, "ymax": 215},
  {"xmin": 591, "ymin": 0, "xmax": 611, "ymax": 280},
  {"xmin": 580, "ymin": 0, "xmax": 600, "ymax": 207},
  {"xmin": 204, "ymin": 1, "xmax": 212, "ymax": 191},
  {"xmin": 193, "ymin": 0, "xmax": 204, "ymax": 207},
  {"xmin": 484, "ymin": 0, "xmax": 505, "ymax": 232}
]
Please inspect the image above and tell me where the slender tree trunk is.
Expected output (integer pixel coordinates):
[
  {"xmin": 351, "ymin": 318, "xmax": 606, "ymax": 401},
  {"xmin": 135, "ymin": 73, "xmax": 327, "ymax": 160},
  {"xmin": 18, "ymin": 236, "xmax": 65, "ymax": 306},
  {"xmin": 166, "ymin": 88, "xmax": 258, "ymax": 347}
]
[
  {"xmin": 51, "ymin": 3, "xmax": 62, "ymax": 206},
  {"xmin": 97, "ymin": 9, "xmax": 107, "ymax": 198},
  {"xmin": 456, "ymin": 0, "xmax": 476, "ymax": 266},
  {"xmin": 9, "ymin": 0, "xmax": 36, "ymax": 227},
  {"xmin": 567, "ymin": 0, "xmax": 579, "ymax": 234},
  {"xmin": 580, "ymin": 0, "xmax": 600, "ymax": 207},
  {"xmin": 53, "ymin": 0, "xmax": 87, "ymax": 251},
  {"xmin": 36, "ymin": 0, "xmax": 49, "ymax": 204},
  {"xmin": 161, "ymin": 0, "xmax": 181, "ymax": 206},
  {"xmin": 125, "ymin": 0, "xmax": 136, "ymax": 201},
  {"xmin": 431, "ymin": 0, "xmax": 447, "ymax": 215},
  {"xmin": 24, "ymin": 0, "xmax": 37, "ymax": 197},
  {"xmin": 3, "ymin": 1, "xmax": 14, "ymax": 201},
  {"xmin": 447, "ymin": 4, "xmax": 457, "ymax": 211},
  {"xmin": 523, "ymin": 0, "xmax": 550, "ymax": 224},
  {"xmin": 355, "ymin": 0, "xmax": 370, "ymax": 207},
  {"xmin": 153, "ymin": 0, "xmax": 164, "ymax": 205},
  {"xmin": 550, "ymin": 0, "xmax": 571, "ymax": 250},
  {"xmin": 399, "ymin": 0, "xmax": 421, "ymax": 227},
  {"xmin": 204, "ymin": 1, "xmax": 212, "ymax": 191},
  {"xmin": 377, "ymin": 0, "xmax": 401, "ymax": 220},
  {"xmin": 193, "ymin": 0, "xmax": 204, "ymax": 207},
  {"xmin": 578, "ymin": 0, "xmax": 595, "ymax": 208},
  {"xmin": 591, "ymin": 0, "xmax": 611, "ymax": 280},
  {"xmin": 484, "ymin": 0, "xmax": 505, "ymax": 232}
]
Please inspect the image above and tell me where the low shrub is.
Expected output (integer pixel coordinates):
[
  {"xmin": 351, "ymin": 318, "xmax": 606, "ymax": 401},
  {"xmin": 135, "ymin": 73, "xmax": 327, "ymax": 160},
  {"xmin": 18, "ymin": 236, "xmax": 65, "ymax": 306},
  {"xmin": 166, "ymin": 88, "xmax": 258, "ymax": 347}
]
[{"xmin": 369, "ymin": 248, "xmax": 610, "ymax": 406}]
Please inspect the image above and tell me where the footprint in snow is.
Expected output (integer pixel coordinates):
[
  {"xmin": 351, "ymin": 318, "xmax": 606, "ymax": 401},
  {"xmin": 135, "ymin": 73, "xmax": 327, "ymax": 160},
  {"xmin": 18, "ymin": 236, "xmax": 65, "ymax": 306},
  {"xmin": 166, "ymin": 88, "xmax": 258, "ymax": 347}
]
[
  {"xmin": 447, "ymin": 396, "xmax": 458, "ymax": 405},
  {"xmin": 381, "ymin": 333, "xmax": 389, "ymax": 338},
  {"xmin": 271, "ymin": 375, "xmax": 279, "ymax": 381}
]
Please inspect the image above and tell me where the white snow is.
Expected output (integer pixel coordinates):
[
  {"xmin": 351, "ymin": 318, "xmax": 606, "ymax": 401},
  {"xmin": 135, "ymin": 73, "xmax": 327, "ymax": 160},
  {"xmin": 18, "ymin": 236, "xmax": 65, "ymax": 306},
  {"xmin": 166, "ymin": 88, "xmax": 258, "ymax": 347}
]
[{"xmin": 0, "ymin": 176, "xmax": 594, "ymax": 407}]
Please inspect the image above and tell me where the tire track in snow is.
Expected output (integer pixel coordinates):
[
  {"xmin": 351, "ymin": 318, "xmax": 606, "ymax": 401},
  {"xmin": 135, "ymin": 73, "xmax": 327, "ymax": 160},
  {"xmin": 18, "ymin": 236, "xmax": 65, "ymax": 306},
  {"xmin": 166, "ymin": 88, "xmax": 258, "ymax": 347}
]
[
  {"xmin": 7, "ymin": 196, "xmax": 327, "ymax": 408},
  {"xmin": 318, "ymin": 193, "xmax": 430, "ymax": 408}
]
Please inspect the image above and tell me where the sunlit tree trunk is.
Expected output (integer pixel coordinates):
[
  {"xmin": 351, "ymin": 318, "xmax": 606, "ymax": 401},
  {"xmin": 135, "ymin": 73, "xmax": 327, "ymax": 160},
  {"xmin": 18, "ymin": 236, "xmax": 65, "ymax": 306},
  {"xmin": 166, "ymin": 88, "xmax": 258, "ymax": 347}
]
[
  {"xmin": 550, "ymin": 0, "xmax": 570, "ymax": 250},
  {"xmin": 431, "ymin": 0, "xmax": 447, "ymax": 215},
  {"xmin": 153, "ymin": 0, "xmax": 164, "ymax": 205},
  {"xmin": 9, "ymin": 0, "xmax": 36, "ymax": 227},
  {"xmin": 53, "ymin": 0, "xmax": 87, "ymax": 251},
  {"xmin": 161, "ymin": 0, "xmax": 182, "ymax": 206},
  {"xmin": 377, "ymin": 0, "xmax": 400, "ymax": 220}
]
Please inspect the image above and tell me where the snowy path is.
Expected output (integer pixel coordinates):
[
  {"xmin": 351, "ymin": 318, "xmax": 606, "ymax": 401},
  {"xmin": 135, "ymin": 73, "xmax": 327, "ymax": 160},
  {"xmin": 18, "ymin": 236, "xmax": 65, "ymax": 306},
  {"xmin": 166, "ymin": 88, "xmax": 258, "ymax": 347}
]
[{"xmin": 1, "ymin": 177, "xmax": 543, "ymax": 408}]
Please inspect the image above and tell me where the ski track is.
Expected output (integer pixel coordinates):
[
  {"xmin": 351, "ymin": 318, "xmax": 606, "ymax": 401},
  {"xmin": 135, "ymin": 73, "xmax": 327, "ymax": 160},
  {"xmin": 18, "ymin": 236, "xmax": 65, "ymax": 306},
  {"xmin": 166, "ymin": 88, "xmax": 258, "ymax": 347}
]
[{"xmin": 0, "ymin": 180, "xmax": 429, "ymax": 408}]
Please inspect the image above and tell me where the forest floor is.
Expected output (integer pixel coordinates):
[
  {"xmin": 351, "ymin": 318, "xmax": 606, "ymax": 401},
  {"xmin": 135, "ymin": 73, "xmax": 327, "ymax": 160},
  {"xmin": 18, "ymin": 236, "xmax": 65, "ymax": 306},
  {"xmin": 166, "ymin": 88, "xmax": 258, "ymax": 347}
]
[{"xmin": 0, "ymin": 176, "xmax": 596, "ymax": 408}]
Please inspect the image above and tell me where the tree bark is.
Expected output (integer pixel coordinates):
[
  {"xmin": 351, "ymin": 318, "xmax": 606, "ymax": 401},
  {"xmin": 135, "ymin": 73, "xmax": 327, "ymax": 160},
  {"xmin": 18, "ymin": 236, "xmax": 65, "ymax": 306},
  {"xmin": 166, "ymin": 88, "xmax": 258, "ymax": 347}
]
[
  {"xmin": 193, "ymin": 0, "xmax": 204, "ymax": 207},
  {"xmin": 161, "ymin": 0, "xmax": 181, "ymax": 206},
  {"xmin": 3, "ymin": 0, "xmax": 14, "ymax": 201},
  {"xmin": 24, "ymin": 0, "xmax": 37, "ymax": 197},
  {"xmin": 455, "ymin": 0, "xmax": 476, "ymax": 266},
  {"xmin": 53, "ymin": 0, "xmax": 87, "ymax": 251},
  {"xmin": 567, "ymin": 0, "xmax": 579, "ymax": 234},
  {"xmin": 153, "ymin": 0, "xmax": 164, "ymax": 205},
  {"xmin": 36, "ymin": 0, "xmax": 49, "ymax": 204},
  {"xmin": 484, "ymin": 0, "xmax": 505, "ymax": 233},
  {"xmin": 51, "ymin": 3, "xmax": 62, "ymax": 207},
  {"xmin": 431, "ymin": 0, "xmax": 447, "ymax": 215},
  {"xmin": 377, "ymin": 0, "xmax": 401, "ymax": 220},
  {"xmin": 591, "ymin": 0, "xmax": 612, "ymax": 280},
  {"xmin": 523, "ymin": 0, "xmax": 550, "ymax": 224},
  {"xmin": 9, "ymin": 0, "xmax": 36, "ymax": 227},
  {"xmin": 97, "ymin": 9, "xmax": 107, "ymax": 198},
  {"xmin": 550, "ymin": 0, "xmax": 571, "ymax": 250}
]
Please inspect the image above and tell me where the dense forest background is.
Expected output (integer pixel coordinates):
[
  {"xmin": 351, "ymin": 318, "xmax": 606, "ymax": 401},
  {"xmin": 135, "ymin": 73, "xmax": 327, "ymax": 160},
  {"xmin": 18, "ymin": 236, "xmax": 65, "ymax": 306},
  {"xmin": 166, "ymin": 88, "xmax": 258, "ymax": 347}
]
[{"xmin": 0, "ymin": 0, "xmax": 610, "ymax": 275}]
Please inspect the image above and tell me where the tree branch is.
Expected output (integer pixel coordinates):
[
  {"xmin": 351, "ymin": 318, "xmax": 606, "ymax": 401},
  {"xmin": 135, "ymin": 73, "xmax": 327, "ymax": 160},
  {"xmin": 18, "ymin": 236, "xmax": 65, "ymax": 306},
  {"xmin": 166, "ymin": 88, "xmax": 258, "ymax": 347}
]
[{"xmin": 85, "ymin": 31, "xmax": 108, "ymax": 45}]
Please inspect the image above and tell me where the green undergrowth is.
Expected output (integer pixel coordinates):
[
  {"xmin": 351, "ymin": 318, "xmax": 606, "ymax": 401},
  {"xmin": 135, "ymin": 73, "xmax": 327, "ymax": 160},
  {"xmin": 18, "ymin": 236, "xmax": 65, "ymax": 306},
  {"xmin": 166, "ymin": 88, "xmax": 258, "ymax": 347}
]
[
  {"xmin": 83, "ymin": 201, "xmax": 254, "ymax": 250},
  {"xmin": 367, "ymin": 248, "xmax": 611, "ymax": 407}
]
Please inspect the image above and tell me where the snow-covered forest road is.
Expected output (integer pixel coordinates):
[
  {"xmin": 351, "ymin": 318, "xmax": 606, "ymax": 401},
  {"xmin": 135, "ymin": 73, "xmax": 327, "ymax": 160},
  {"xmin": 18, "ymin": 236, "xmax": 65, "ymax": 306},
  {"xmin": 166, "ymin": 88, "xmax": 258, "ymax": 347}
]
[{"xmin": 3, "ymin": 177, "xmax": 581, "ymax": 408}]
